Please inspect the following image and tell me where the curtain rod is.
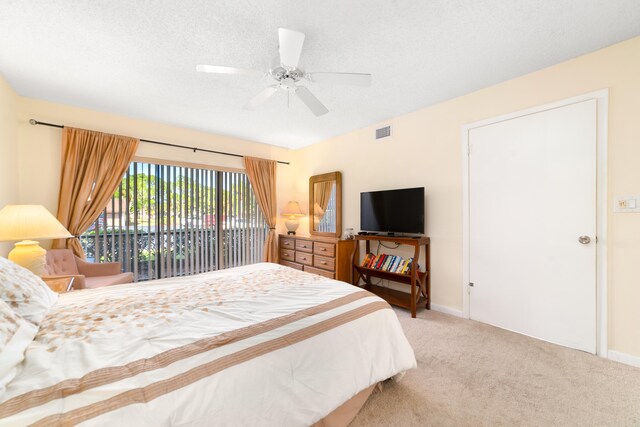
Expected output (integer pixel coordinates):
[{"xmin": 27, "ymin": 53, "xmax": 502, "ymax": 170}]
[{"xmin": 28, "ymin": 119, "xmax": 290, "ymax": 165}]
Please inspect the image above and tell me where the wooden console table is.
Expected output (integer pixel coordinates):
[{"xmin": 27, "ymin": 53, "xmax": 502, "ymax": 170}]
[{"xmin": 351, "ymin": 235, "xmax": 430, "ymax": 318}]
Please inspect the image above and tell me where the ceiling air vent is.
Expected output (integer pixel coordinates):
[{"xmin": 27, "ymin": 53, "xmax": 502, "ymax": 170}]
[{"xmin": 375, "ymin": 125, "xmax": 392, "ymax": 140}]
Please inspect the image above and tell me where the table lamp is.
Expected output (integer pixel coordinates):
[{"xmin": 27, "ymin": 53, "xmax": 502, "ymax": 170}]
[
  {"xmin": 0, "ymin": 205, "xmax": 72, "ymax": 275},
  {"xmin": 282, "ymin": 201, "xmax": 305, "ymax": 235}
]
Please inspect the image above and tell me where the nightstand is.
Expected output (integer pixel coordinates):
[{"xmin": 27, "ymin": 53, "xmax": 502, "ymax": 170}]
[{"xmin": 42, "ymin": 276, "xmax": 75, "ymax": 293}]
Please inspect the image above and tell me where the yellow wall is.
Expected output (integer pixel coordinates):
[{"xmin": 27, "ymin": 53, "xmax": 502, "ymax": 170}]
[
  {"xmin": 16, "ymin": 97, "xmax": 297, "ymax": 242},
  {"xmin": 0, "ymin": 74, "xmax": 20, "ymax": 257},
  {"xmin": 5, "ymin": 36, "xmax": 640, "ymax": 358},
  {"xmin": 294, "ymin": 36, "xmax": 640, "ymax": 358}
]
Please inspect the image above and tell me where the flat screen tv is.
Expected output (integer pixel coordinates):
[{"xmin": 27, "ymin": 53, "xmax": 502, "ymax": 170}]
[{"xmin": 360, "ymin": 187, "xmax": 424, "ymax": 235}]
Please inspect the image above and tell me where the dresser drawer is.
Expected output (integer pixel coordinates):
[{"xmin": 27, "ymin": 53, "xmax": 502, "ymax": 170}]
[
  {"xmin": 277, "ymin": 234, "xmax": 355, "ymax": 284},
  {"xmin": 313, "ymin": 241, "xmax": 336, "ymax": 257},
  {"xmin": 304, "ymin": 266, "xmax": 335, "ymax": 279},
  {"xmin": 280, "ymin": 249, "xmax": 295, "ymax": 262},
  {"xmin": 296, "ymin": 240, "xmax": 313, "ymax": 253},
  {"xmin": 295, "ymin": 252, "xmax": 313, "ymax": 266},
  {"xmin": 280, "ymin": 260, "xmax": 303, "ymax": 270},
  {"xmin": 280, "ymin": 237, "xmax": 295, "ymax": 250},
  {"xmin": 313, "ymin": 255, "xmax": 335, "ymax": 272}
]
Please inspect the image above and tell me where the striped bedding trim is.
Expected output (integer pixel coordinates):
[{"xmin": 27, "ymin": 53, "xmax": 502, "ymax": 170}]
[
  {"xmin": 31, "ymin": 301, "xmax": 390, "ymax": 427},
  {"xmin": 0, "ymin": 290, "xmax": 372, "ymax": 418}
]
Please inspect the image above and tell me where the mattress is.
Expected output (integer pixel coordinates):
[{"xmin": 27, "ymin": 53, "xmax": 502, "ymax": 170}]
[{"xmin": 0, "ymin": 262, "xmax": 416, "ymax": 426}]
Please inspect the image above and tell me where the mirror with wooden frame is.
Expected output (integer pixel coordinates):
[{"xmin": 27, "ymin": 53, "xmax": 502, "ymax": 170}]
[{"xmin": 309, "ymin": 172, "xmax": 342, "ymax": 237}]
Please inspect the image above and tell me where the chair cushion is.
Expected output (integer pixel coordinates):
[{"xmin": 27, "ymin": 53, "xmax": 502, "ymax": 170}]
[
  {"xmin": 44, "ymin": 249, "xmax": 80, "ymax": 275},
  {"xmin": 84, "ymin": 272, "xmax": 134, "ymax": 289}
]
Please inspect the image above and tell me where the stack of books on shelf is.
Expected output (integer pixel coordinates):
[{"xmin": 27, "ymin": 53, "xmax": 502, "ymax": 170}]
[{"xmin": 360, "ymin": 253, "xmax": 417, "ymax": 275}]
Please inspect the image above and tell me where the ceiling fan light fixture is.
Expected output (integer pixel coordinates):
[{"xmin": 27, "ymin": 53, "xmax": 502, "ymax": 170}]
[
  {"xmin": 281, "ymin": 77, "xmax": 297, "ymax": 90},
  {"xmin": 196, "ymin": 28, "xmax": 372, "ymax": 115}
]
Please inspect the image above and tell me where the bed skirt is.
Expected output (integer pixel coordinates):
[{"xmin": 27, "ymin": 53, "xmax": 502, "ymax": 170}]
[{"xmin": 312, "ymin": 383, "xmax": 378, "ymax": 427}]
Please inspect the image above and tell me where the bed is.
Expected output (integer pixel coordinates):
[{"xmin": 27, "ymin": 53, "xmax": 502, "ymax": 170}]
[{"xmin": 0, "ymin": 261, "xmax": 416, "ymax": 426}]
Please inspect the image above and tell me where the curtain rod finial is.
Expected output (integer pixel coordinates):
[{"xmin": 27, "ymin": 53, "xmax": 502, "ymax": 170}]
[{"xmin": 29, "ymin": 119, "xmax": 37, "ymax": 125}]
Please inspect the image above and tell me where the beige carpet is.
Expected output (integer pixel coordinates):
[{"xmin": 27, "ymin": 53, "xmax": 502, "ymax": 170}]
[{"xmin": 350, "ymin": 308, "xmax": 640, "ymax": 426}]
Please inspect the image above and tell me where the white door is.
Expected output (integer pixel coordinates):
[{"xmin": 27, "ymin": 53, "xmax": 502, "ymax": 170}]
[{"xmin": 468, "ymin": 99, "xmax": 597, "ymax": 353}]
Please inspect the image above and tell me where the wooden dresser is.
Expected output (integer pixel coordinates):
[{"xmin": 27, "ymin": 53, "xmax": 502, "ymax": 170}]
[{"xmin": 278, "ymin": 234, "xmax": 357, "ymax": 283}]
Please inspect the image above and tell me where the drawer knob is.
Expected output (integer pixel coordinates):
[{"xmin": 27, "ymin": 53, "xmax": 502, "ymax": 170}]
[
  {"xmin": 321, "ymin": 248, "xmax": 326, "ymax": 251},
  {"xmin": 321, "ymin": 261, "xmax": 326, "ymax": 264}
]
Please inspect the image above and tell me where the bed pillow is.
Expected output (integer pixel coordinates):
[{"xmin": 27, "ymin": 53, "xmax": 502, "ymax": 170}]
[
  {"xmin": 0, "ymin": 298, "xmax": 38, "ymax": 393},
  {"xmin": 0, "ymin": 256, "xmax": 58, "ymax": 326}
]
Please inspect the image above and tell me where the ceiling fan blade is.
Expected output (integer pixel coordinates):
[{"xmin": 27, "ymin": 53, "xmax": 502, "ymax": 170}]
[
  {"xmin": 296, "ymin": 86, "xmax": 329, "ymax": 116},
  {"xmin": 278, "ymin": 28, "xmax": 305, "ymax": 68},
  {"xmin": 196, "ymin": 65, "xmax": 261, "ymax": 75},
  {"xmin": 243, "ymin": 86, "xmax": 278, "ymax": 110},
  {"xmin": 307, "ymin": 72, "xmax": 372, "ymax": 87},
  {"xmin": 270, "ymin": 56, "xmax": 280, "ymax": 72}
]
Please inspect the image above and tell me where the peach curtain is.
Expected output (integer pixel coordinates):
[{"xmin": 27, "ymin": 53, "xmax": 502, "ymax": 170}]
[
  {"xmin": 243, "ymin": 156, "xmax": 278, "ymax": 263},
  {"xmin": 315, "ymin": 181, "xmax": 334, "ymax": 212},
  {"xmin": 53, "ymin": 127, "xmax": 139, "ymax": 257}
]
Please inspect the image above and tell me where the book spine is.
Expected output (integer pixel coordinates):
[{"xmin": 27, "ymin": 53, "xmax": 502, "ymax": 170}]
[
  {"xmin": 379, "ymin": 254, "xmax": 388, "ymax": 270},
  {"xmin": 401, "ymin": 259, "xmax": 411, "ymax": 274},
  {"xmin": 382, "ymin": 254, "xmax": 390, "ymax": 270},
  {"xmin": 389, "ymin": 256, "xmax": 399, "ymax": 272},
  {"xmin": 405, "ymin": 258, "xmax": 414, "ymax": 274},
  {"xmin": 365, "ymin": 254, "xmax": 376, "ymax": 268},
  {"xmin": 396, "ymin": 258, "xmax": 404, "ymax": 273},
  {"xmin": 367, "ymin": 253, "xmax": 375, "ymax": 268},
  {"xmin": 369, "ymin": 254, "xmax": 377, "ymax": 269},
  {"xmin": 391, "ymin": 256, "xmax": 402, "ymax": 273},
  {"xmin": 388, "ymin": 255, "xmax": 398, "ymax": 272},
  {"xmin": 362, "ymin": 253, "xmax": 372, "ymax": 267}
]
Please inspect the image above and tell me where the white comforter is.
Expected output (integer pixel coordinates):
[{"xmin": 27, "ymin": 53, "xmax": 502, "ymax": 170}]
[{"xmin": 0, "ymin": 263, "xmax": 416, "ymax": 426}]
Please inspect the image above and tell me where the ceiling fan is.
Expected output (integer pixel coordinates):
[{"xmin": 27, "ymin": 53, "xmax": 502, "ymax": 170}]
[{"xmin": 196, "ymin": 28, "xmax": 372, "ymax": 116}]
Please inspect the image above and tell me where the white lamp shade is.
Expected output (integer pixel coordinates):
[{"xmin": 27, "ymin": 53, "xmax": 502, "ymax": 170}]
[
  {"xmin": 0, "ymin": 205, "xmax": 72, "ymax": 241},
  {"xmin": 282, "ymin": 201, "xmax": 304, "ymax": 217}
]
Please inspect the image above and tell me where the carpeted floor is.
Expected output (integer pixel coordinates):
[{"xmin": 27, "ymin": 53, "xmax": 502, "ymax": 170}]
[{"xmin": 350, "ymin": 308, "xmax": 640, "ymax": 426}]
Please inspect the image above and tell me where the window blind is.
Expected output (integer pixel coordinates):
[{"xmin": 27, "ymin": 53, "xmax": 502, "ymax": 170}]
[{"xmin": 80, "ymin": 161, "xmax": 268, "ymax": 281}]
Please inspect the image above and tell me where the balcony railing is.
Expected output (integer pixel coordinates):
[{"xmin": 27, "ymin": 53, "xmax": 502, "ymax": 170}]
[
  {"xmin": 80, "ymin": 225, "xmax": 266, "ymax": 281},
  {"xmin": 80, "ymin": 162, "xmax": 267, "ymax": 282}
]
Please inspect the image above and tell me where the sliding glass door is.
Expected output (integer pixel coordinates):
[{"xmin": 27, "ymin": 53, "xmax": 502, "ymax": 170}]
[{"xmin": 80, "ymin": 161, "xmax": 268, "ymax": 281}]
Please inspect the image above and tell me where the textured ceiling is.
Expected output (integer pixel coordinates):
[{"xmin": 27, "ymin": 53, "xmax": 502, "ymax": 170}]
[{"xmin": 1, "ymin": 1, "xmax": 639, "ymax": 149}]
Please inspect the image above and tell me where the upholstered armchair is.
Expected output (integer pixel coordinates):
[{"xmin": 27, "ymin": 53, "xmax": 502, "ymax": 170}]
[{"xmin": 43, "ymin": 249, "xmax": 134, "ymax": 289}]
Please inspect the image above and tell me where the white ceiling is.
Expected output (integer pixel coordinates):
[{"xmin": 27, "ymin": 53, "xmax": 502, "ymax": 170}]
[{"xmin": 1, "ymin": 1, "xmax": 639, "ymax": 149}]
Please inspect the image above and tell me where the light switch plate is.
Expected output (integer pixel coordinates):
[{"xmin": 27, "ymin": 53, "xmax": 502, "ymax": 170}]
[{"xmin": 614, "ymin": 195, "xmax": 640, "ymax": 213}]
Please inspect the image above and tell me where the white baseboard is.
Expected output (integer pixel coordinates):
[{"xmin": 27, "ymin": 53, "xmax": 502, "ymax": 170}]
[
  {"xmin": 608, "ymin": 350, "xmax": 640, "ymax": 368},
  {"xmin": 430, "ymin": 303, "xmax": 464, "ymax": 318}
]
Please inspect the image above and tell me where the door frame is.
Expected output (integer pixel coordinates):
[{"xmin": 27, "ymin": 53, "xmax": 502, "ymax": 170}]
[{"xmin": 461, "ymin": 90, "xmax": 609, "ymax": 356}]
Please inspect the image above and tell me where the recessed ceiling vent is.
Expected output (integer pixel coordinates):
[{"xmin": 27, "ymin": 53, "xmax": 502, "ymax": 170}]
[{"xmin": 375, "ymin": 125, "xmax": 392, "ymax": 140}]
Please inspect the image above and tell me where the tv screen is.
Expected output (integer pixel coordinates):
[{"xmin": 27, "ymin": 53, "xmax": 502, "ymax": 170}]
[{"xmin": 360, "ymin": 187, "xmax": 424, "ymax": 234}]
